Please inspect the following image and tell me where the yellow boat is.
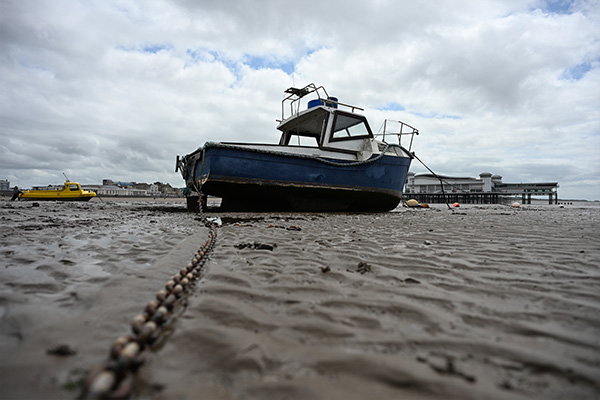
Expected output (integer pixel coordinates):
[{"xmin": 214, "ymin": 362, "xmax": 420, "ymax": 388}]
[{"xmin": 19, "ymin": 180, "xmax": 97, "ymax": 201}]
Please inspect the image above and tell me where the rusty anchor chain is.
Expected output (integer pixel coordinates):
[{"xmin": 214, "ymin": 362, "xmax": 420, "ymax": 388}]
[{"xmin": 80, "ymin": 195, "xmax": 217, "ymax": 399}]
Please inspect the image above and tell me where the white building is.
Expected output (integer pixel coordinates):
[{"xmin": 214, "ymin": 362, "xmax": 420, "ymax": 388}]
[
  {"xmin": 83, "ymin": 184, "xmax": 147, "ymax": 197},
  {"xmin": 405, "ymin": 172, "xmax": 499, "ymax": 194},
  {"xmin": 149, "ymin": 184, "xmax": 160, "ymax": 196}
]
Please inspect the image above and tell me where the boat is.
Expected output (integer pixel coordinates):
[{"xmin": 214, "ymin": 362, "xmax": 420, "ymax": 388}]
[
  {"xmin": 176, "ymin": 83, "xmax": 418, "ymax": 212},
  {"xmin": 19, "ymin": 180, "xmax": 97, "ymax": 201}
]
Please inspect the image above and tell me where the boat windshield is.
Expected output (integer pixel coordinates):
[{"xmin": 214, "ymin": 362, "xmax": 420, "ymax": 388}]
[
  {"xmin": 69, "ymin": 184, "xmax": 79, "ymax": 191},
  {"xmin": 330, "ymin": 113, "xmax": 372, "ymax": 141},
  {"xmin": 278, "ymin": 107, "xmax": 329, "ymax": 147}
]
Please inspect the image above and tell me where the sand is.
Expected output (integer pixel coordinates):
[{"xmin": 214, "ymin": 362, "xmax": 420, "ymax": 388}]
[{"xmin": 0, "ymin": 198, "xmax": 599, "ymax": 399}]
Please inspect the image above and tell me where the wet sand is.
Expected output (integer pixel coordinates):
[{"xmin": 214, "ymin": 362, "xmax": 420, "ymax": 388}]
[{"xmin": 0, "ymin": 198, "xmax": 599, "ymax": 399}]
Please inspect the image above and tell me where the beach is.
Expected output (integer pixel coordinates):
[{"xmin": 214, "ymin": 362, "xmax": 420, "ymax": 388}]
[{"xmin": 0, "ymin": 198, "xmax": 599, "ymax": 399}]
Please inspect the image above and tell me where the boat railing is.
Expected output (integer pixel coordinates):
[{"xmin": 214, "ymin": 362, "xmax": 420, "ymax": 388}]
[
  {"xmin": 374, "ymin": 119, "xmax": 419, "ymax": 151},
  {"xmin": 281, "ymin": 83, "xmax": 363, "ymax": 121}
]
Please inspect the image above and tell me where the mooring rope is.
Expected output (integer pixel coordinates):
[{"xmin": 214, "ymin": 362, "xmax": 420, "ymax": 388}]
[
  {"xmin": 80, "ymin": 195, "xmax": 217, "ymax": 399},
  {"xmin": 313, "ymin": 143, "xmax": 391, "ymax": 167},
  {"xmin": 200, "ymin": 141, "xmax": 395, "ymax": 168},
  {"xmin": 410, "ymin": 152, "xmax": 452, "ymax": 210}
]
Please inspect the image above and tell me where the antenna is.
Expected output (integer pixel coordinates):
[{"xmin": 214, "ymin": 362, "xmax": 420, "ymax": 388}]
[{"xmin": 63, "ymin": 172, "xmax": 70, "ymax": 182}]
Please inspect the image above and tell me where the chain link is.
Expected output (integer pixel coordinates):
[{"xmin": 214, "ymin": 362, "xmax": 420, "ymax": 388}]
[{"xmin": 80, "ymin": 194, "xmax": 217, "ymax": 399}]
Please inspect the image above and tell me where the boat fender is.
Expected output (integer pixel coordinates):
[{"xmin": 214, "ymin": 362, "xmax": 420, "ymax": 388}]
[{"xmin": 405, "ymin": 199, "xmax": 419, "ymax": 207}]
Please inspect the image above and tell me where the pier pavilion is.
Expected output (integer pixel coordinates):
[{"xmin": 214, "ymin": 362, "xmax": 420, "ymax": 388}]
[{"xmin": 404, "ymin": 172, "xmax": 559, "ymax": 204}]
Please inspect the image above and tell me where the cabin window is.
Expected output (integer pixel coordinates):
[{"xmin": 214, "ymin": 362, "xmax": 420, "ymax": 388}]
[
  {"xmin": 288, "ymin": 135, "xmax": 319, "ymax": 147},
  {"xmin": 70, "ymin": 184, "xmax": 79, "ymax": 191},
  {"xmin": 330, "ymin": 113, "xmax": 372, "ymax": 141},
  {"xmin": 280, "ymin": 117, "xmax": 327, "ymax": 147},
  {"xmin": 278, "ymin": 107, "xmax": 330, "ymax": 147}
]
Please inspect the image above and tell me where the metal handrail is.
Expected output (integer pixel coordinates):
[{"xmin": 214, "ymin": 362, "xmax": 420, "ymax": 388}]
[
  {"xmin": 374, "ymin": 119, "xmax": 419, "ymax": 151},
  {"xmin": 281, "ymin": 83, "xmax": 364, "ymax": 120}
]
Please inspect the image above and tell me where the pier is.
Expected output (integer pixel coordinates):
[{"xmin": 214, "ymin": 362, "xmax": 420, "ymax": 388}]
[
  {"xmin": 407, "ymin": 192, "xmax": 500, "ymax": 204},
  {"xmin": 406, "ymin": 191, "xmax": 558, "ymax": 205},
  {"xmin": 404, "ymin": 172, "xmax": 558, "ymax": 205}
]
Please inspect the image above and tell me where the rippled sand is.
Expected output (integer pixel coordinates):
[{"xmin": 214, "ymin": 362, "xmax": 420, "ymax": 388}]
[{"xmin": 0, "ymin": 199, "xmax": 599, "ymax": 399}]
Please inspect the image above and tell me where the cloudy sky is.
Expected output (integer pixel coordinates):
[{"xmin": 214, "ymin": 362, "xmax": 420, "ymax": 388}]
[{"xmin": 1, "ymin": 0, "xmax": 599, "ymax": 200}]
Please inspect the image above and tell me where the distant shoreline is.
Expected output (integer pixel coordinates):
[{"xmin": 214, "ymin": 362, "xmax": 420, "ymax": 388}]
[
  {"xmin": 0, "ymin": 192, "xmax": 185, "ymax": 200},
  {"xmin": 1, "ymin": 191, "xmax": 598, "ymax": 205}
]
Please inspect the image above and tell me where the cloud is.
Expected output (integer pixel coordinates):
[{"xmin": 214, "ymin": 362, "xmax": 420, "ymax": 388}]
[{"xmin": 0, "ymin": 0, "xmax": 599, "ymax": 200}]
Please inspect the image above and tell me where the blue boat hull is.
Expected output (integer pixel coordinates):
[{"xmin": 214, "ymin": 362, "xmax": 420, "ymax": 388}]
[{"xmin": 185, "ymin": 144, "xmax": 412, "ymax": 211}]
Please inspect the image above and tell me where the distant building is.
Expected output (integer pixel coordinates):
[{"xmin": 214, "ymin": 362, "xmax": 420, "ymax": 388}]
[
  {"xmin": 149, "ymin": 184, "xmax": 160, "ymax": 196},
  {"xmin": 0, "ymin": 179, "xmax": 9, "ymax": 191},
  {"xmin": 405, "ymin": 172, "xmax": 559, "ymax": 204},
  {"xmin": 83, "ymin": 184, "xmax": 147, "ymax": 196},
  {"xmin": 83, "ymin": 179, "xmax": 181, "ymax": 197},
  {"xmin": 113, "ymin": 181, "xmax": 134, "ymax": 187}
]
